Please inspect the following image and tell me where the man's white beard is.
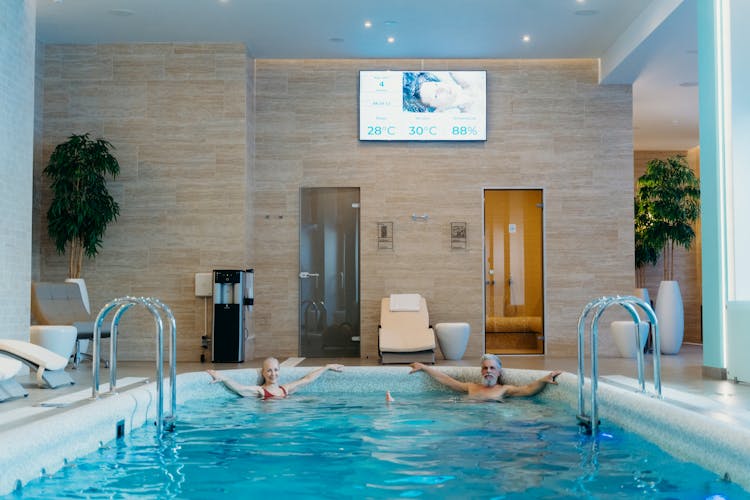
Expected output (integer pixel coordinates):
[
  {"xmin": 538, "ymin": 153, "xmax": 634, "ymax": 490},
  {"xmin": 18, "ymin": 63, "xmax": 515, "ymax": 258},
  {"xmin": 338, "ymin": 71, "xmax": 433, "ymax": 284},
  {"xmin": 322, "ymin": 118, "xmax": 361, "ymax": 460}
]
[{"xmin": 482, "ymin": 377, "xmax": 494, "ymax": 387}]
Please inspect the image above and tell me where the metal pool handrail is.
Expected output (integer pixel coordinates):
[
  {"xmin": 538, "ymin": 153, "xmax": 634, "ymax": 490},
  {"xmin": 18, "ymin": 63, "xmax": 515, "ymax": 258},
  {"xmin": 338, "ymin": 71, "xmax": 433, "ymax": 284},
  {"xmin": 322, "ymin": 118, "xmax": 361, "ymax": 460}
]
[
  {"xmin": 91, "ymin": 296, "xmax": 177, "ymax": 435},
  {"xmin": 576, "ymin": 295, "xmax": 661, "ymax": 434}
]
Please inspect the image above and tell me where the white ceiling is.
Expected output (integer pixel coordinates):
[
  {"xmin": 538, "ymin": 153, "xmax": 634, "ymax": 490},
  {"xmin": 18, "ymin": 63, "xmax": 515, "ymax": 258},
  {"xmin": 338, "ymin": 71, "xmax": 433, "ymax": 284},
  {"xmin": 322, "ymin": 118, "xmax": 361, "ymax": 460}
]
[{"xmin": 35, "ymin": 0, "xmax": 699, "ymax": 151}]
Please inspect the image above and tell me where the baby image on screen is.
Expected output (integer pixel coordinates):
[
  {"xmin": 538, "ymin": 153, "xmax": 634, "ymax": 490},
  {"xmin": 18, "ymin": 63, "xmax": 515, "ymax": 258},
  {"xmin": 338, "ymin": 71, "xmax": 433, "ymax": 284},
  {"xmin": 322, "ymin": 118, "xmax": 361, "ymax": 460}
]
[{"xmin": 402, "ymin": 71, "xmax": 484, "ymax": 114}]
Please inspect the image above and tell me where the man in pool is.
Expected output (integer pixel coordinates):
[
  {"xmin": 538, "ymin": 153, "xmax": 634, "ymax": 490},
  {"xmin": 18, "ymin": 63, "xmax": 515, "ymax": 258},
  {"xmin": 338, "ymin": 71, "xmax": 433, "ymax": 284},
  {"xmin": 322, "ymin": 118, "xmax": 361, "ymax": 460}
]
[
  {"xmin": 207, "ymin": 357, "xmax": 343, "ymax": 399},
  {"xmin": 409, "ymin": 353, "xmax": 561, "ymax": 402}
]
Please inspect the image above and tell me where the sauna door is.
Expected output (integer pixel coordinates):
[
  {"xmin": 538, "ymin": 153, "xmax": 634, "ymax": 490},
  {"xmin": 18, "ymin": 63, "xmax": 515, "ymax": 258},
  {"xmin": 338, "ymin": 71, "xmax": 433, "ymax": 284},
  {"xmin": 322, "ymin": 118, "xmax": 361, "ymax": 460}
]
[
  {"xmin": 299, "ymin": 187, "xmax": 360, "ymax": 357},
  {"xmin": 484, "ymin": 189, "xmax": 544, "ymax": 354}
]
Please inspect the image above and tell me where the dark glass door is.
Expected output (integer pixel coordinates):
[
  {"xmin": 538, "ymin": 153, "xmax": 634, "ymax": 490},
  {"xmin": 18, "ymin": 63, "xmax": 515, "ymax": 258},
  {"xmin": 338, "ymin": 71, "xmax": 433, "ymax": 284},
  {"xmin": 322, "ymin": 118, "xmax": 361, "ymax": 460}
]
[{"xmin": 299, "ymin": 187, "xmax": 360, "ymax": 357}]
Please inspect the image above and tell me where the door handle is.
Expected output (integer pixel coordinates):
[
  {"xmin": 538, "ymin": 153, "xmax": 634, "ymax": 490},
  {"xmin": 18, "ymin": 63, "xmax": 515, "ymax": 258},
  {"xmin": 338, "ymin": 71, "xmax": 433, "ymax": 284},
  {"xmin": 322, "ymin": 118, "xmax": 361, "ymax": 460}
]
[{"xmin": 299, "ymin": 272, "xmax": 320, "ymax": 279}]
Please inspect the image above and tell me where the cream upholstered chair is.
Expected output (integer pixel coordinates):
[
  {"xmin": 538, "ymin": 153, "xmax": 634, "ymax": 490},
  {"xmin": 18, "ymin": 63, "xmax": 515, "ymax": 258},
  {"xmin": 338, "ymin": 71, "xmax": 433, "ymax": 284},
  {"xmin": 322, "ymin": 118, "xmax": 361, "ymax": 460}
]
[
  {"xmin": 30, "ymin": 282, "xmax": 111, "ymax": 367},
  {"xmin": 378, "ymin": 294, "xmax": 436, "ymax": 364}
]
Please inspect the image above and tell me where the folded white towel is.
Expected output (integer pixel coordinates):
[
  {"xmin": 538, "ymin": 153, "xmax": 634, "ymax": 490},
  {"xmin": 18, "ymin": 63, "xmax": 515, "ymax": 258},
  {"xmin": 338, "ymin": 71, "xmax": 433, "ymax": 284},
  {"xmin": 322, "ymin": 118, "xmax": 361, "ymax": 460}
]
[{"xmin": 389, "ymin": 293, "xmax": 422, "ymax": 312}]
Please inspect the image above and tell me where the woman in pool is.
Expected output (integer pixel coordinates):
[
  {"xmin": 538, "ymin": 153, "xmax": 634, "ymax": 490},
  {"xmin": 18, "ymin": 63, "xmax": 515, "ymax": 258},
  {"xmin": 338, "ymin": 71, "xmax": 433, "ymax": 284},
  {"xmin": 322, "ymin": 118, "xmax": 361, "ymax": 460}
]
[
  {"xmin": 409, "ymin": 353, "xmax": 560, "ymax": 402},
  {"xmin": 207, "ymin": 357, "xmax": 343, "ymax": 399}
]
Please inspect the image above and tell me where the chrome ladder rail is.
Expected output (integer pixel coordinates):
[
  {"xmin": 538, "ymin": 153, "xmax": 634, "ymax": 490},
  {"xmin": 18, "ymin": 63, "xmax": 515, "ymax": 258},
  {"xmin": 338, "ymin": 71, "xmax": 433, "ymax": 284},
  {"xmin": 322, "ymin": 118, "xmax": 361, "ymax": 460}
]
[
  {"xmin": 91, "ymin": 296, "xmax": 177, "ymax": 435},
  {"xmin": 576, "ymin": 295, "xmax": 661, "ymax": 434}
]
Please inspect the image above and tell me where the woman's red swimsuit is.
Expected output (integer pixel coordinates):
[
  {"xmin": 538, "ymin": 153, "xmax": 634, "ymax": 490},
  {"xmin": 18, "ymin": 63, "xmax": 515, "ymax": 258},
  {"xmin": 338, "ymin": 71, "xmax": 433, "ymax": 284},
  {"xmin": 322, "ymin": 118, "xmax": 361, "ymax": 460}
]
[{"xmin": 262, "ymin": 386, "xmax": 288, "ymax": 399}]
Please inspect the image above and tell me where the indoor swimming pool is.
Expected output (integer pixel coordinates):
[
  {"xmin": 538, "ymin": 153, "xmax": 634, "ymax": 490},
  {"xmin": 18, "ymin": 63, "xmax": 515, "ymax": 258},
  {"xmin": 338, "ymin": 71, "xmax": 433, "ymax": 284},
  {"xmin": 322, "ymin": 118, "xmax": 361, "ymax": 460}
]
[
  {"xmin": 4, "ymin": 394, "xmax": 747, "ymax": 498},
  {"xmin": 2, "ymin": 367, "xmax": 749, "ymax": 498}
]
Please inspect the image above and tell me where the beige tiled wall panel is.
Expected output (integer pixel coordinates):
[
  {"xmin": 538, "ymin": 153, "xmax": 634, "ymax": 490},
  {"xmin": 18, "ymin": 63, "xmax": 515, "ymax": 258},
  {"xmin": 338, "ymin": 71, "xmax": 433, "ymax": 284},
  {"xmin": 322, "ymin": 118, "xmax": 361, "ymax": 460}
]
[
  {"xmin": 634, "ymin": 149, "xmax": 702, "ymax": 345},
  {"xmin": 36, "ymin": 52, "xmax": 635, "ymax": 362},
  {"xmin": 253, "ymin": 59, "xmax": 634, "ymax": 360},
  {"xmin": 37, "ymin": 44, "xmax": 249, "ymax": 361}
]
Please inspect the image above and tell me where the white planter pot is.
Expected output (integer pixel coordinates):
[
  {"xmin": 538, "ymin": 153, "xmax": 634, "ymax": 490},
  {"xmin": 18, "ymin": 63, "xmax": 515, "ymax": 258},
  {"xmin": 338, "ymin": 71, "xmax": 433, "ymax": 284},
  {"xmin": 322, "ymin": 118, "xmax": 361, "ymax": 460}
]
[
  {"xmin": 655, "ymin": 280, "xmax": 684, "ymax": 355},
  {"xmin": 435, "ymin": 322, "xmax": 470, "ymax": 360},
  {"xmin": 610, "ymin": 321, "xmax": 650, "ymax": 358}
]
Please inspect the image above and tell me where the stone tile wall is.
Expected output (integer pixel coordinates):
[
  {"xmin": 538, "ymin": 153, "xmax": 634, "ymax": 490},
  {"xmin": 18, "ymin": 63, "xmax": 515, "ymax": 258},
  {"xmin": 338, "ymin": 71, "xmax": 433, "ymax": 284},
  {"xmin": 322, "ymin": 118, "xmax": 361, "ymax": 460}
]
[
  {"xmin": 36, "ymin": 51, "xmax": 635, "ymax": 361},
  {"xmin": 253, "ymin": 59, "xmax": 634, "ymax": 360},
  {"xmin": 37, "ymin": 43, "xmax": 249, "ymax": 361}
]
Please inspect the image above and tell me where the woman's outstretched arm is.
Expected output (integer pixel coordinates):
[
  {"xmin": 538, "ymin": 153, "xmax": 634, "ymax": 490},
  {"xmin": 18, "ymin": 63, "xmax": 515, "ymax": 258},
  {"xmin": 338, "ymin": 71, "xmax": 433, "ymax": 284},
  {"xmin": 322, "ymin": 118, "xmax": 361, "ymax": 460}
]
[
  {"xmin": 207, "ymin": 369, "xmax": 261, "ymax": 398},
  {"xmin": 283, "ymin": 364, "xmax": 344, "ymax": 394}
]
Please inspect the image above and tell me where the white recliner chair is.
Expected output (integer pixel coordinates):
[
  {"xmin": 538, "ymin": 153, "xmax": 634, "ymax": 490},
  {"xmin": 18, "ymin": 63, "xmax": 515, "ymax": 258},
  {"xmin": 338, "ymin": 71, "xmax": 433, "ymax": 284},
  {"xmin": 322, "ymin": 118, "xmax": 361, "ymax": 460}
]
[{"xmin": 378, "ymin": 293, "xmax": 436, "ymax": 364}]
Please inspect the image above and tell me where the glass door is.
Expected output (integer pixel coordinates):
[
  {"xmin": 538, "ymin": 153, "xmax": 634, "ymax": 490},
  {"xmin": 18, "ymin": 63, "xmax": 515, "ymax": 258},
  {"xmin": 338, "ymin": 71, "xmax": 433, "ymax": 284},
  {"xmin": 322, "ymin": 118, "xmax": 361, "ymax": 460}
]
[
  {"xmin": 299, "ymin": 187, "xmax": 360, "ymax": 357},
  {"xmin": 484, "ymin": 189, "xmax": 544, "ymax": 354}
]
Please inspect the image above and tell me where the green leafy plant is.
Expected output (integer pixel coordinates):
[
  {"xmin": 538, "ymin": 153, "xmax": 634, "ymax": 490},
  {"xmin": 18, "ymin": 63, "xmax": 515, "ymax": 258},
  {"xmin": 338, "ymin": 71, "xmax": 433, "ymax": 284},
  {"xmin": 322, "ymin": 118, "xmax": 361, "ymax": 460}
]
[
  {"xmin": 43, "ymin": 133, "xmax": 120, "ymax": 278},
  {"xmin": 635, "ymin": 155, "xmax": 700, "ymax": 281},
  {"xmin": 634, "ymin": 196, "xmax": 660, "ymax": 288}
]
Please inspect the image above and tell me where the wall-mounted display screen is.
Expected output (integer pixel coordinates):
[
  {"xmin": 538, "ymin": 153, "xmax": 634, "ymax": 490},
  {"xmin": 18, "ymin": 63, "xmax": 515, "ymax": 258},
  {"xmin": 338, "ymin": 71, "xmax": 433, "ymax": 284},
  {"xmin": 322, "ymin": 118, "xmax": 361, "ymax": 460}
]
[{"xmin": 359, "ymin": 70, "xmax": 487, "ymax": 141}]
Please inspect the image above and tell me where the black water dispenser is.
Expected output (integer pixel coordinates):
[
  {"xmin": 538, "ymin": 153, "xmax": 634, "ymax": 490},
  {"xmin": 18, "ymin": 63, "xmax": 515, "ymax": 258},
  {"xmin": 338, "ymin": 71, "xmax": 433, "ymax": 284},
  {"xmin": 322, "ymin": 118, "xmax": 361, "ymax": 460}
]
[{"xmin": 212, "ymin": 269, "xmax": 254, "ymax": 362}]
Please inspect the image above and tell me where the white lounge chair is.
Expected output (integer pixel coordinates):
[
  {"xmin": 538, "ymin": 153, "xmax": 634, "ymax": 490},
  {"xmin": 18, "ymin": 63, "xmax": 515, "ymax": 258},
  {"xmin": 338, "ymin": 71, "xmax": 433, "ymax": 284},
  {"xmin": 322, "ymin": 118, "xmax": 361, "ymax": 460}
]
[
  {"xmin": 0, "ymin": 356, "xmax": 28, "ymax": 401},
  {"xmin": 0, "ymin": 339, "xmax": 74, "ymax": 388},
  {"xmin": 378, "ymin": 294, "xmax": 436, "ymax": 364}
]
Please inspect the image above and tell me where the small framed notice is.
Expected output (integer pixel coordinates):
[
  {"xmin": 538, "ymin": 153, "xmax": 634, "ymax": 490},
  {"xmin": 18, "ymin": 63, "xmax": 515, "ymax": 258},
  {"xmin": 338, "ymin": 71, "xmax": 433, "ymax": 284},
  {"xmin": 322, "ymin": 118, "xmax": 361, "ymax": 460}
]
[
  {"xmin": 451, "ymin": 222, "xmax": 467, "ymax": 249},
  {"xmin": 378, "ymin": 221, "xmax": 393, "ymax": 250}
]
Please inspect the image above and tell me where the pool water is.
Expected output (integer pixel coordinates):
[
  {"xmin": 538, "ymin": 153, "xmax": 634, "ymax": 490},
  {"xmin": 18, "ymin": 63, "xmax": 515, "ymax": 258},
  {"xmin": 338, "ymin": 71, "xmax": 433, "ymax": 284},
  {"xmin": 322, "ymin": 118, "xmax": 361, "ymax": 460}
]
[{"xmin": 6, "ymin": 394, "xmax": 747, "ymax": 499}]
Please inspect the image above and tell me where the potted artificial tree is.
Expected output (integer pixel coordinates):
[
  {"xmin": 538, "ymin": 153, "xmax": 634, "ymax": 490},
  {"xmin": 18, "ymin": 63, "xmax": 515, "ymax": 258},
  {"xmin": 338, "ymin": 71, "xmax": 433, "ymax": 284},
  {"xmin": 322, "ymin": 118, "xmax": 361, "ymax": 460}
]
[
  {"xmin": 44, "ymin": 133, "xmax": 120, "ymax": 311},
  {"xmin": 635, "ymin": 155, "xmax": 700, "ymax": 354},
  {"xmin": 634, "ymin": 195, "xmax": 660, "ymax": 303}
]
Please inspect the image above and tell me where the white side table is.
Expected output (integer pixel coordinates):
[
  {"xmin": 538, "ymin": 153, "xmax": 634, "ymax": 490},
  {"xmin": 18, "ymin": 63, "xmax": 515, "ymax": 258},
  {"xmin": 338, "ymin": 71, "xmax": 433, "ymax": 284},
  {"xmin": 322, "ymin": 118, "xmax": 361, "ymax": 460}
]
[
  {"xmin": 30, "ymin": 325, "xmax": 77, "ymax": 362},
  {"xmin": 434, "ymin": 322, "xmax": 470, "ymax": 360}
]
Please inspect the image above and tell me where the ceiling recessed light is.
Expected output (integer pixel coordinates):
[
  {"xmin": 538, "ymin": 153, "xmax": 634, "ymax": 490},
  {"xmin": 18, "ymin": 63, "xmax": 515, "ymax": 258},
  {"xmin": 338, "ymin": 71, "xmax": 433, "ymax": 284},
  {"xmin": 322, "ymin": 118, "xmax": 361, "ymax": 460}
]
[
  {"xmin": 575, "ymin": 9, "xmax": 599, "ymax": 16},
  {"xmin": 364, "ymin": 20, "xmax": 372, "ymax": 28},
  {"xmin": 387, "ymin": 36, "xmax": 395, "ymax": 44},
  {"xmin": 522, "ymin": 35, "xmax": 531, "ymax": 43},
  {"xmin": 108, "ymin": 8, "xmax": 135, "ymax": 16}
]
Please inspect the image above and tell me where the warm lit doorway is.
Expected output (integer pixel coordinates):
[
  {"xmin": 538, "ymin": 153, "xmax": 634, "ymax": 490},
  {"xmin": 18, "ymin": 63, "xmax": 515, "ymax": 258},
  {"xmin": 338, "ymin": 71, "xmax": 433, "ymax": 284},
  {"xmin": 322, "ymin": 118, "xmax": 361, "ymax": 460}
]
[{"xmin": 484, "ymin": 189, "xmax": 544, "ymax": 354}]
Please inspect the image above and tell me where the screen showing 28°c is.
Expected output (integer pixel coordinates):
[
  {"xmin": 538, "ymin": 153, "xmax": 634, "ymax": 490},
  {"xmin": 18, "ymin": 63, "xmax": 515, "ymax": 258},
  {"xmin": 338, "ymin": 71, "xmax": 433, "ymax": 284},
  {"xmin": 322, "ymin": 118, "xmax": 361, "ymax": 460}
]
[{"xmin": 359, "ymin": 70, "xmax": 487, "ymax": 141}]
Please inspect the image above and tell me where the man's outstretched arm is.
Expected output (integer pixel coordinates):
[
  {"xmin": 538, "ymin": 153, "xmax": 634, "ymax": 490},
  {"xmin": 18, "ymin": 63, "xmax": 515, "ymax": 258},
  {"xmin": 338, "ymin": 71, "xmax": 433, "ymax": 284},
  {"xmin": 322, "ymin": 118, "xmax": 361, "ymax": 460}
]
[
  {"xmin": 409, "ymin": 362, "xmax": 470, "ymax": 393},
  {"xmin": 504, "ymin": 371, "xmax": 562, "ymax": 397}
]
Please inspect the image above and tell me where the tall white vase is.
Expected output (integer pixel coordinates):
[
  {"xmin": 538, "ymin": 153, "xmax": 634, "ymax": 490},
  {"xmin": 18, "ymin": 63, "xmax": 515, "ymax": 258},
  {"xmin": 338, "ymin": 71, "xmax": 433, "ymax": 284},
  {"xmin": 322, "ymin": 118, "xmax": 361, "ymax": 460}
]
[{"xmin": 655, "ymin": 280, "xmax": 684, "ymax": 354}]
